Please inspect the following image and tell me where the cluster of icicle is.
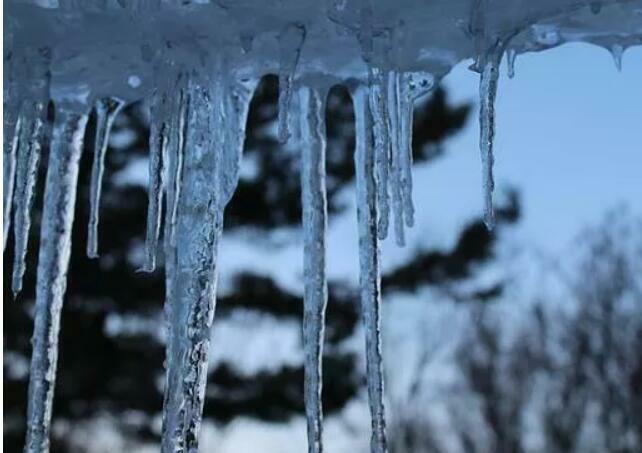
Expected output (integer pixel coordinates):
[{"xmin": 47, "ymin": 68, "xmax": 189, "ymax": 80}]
[{"xmin": 5, "ymin": 12, "xmax": 531, "ymax": 453}]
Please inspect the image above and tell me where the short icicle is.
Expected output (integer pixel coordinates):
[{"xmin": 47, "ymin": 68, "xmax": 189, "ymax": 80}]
[
  {"xmin": 142, "ymin": 88, "xmax": 169, "ymax": 271},
  {"xmin": 3, "ymin": 101, "xmax": 21, "ymax": 251},
  {"xmin": 611, "ymin": 44, "xmax": 624, "ymax": 72},
  {"xmin": 25, "ymin": 107, "xmax": 89, "ymax": 453},
  {"xmin": 218, "ymin": 78, "xmax": 258, "ymax": 207},
  {"xmin": 87, "ymin": 97, "xmax": 125, "ymax": 258},
  {"xmin": 397, "ymin": 73, "xmax": 415, "ymax": 229},
  {"xmin": 160, "ymin": 72, "xmax": 251, "ymax": 452},
  {"xmin": 478, "ymin": 46, "xmax": 503, "ymax": 230},
  {"xmin": 277, "ymin": 23, "xmax": 306, "ymax": 143},
  {"xmin": 506, "ymin": 48, "xmax": 517, "ymax": 79},
  {"xmin": 299, "ymin": 85, "xmax": 329, "ymax": 453},
  {"xmin": 352, "ymin": 85, "xmax": 388, "ymax": 453},
  {"xmin": 12, "ymin": 100, "xmax": 48, "ymax": 296},
  {"xmin": 387, "ymin": 71, "xmax": 405, "ymax": 246}
]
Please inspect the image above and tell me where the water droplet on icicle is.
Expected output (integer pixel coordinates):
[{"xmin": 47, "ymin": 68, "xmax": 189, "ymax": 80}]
[
  {"xmin": 478, "ymin": 47, "xmax": 503, "ymax": 230},
  {"xmin": 87, "ymin": 97, "xmax": 125, "ymax": 259},
  {"xmin": 25, "ymin": 108, "xmax": 89, "ymax": 453},
  {"xmin": 299, "ymin": 85, "xmax": 329, "ymax": 453},
  {"xmin": 352, "ymin": 84, "xmax": 388, "ymax": 453},
  {"xmin": 11, "ymin": 101, "xmax": 47, "ymax": 297},
  {"xmin": 277, "ymin": 24, "xmax": 306, "ymax": 143}
]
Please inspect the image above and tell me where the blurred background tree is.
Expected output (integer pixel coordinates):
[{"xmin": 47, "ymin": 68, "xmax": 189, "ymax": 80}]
[
  {"xmin": 4, "ymin": 71, "xmax": 640, "ymax": 453},
  {"xmin": 6, "ymin": 75, "xmax": 517, "ymax": 451}
]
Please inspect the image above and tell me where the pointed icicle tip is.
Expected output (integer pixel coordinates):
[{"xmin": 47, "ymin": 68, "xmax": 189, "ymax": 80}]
[
  {"xmin": 506, "ymin": 48, "xmax": 517, "ymax": 79},
  {"xmin": 610, "ymin": 44, "xmax": 624, "ymax": 72}
]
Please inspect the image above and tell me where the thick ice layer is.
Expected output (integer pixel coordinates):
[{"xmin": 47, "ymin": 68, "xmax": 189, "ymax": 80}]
[
  {"xmin": 5, "ymin": 0, "xmax": 642, "ymax": 103},
  {"xmin": 4, "ymin": 1, "xmax": 642, "ymax": 452}
]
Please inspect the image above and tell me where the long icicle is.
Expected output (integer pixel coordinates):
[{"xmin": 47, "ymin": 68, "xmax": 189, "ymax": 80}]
[
  {"xmin": 87, "ymin": 97, "xmax": 125, "ymax": 258},
  {"xmin": 277, "ymin": 23, "xmax": 306, "ymax": 143},
  {"xmin": 478, "ymin": 46, "xmax": 503, "ymax": 230},
  {"xmin": 25, "ymin": 107, "xmax": 89, "ymax": 453},
  {"xmin": 12, "ymin": 100, "xmax": 47, "ymax": 296},
  {"xmin": 352, "ymin": 85, "xmax": 387, "ymax": 453},
  {"xmin": 161, "ymin": 73, "xmax": 227, "ymax": 452},
  {"xmin": 299, "ymin": 85, "xmax": 329, "ymax": 453},
  {"xmin": 3, "ymin": 101, "xmax": 21, "ymax": 251}
]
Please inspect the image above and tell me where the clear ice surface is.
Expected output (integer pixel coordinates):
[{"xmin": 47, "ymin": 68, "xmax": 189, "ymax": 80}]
[
  {"xmin": 87, "ymin": 97, "xmax": 125, "ymax": 258},
  {"xmin": 353, "ymin": 85, "xmax": 388, "ymax": 453},
  {"xmin": 299, "ymin": 85, "xmax": 329, "ymax": 453},
  {"xmin": 25, "ymin": 107, "xmax": 89, "ymax": 453},
  {"xmin": 4, "ymin": 0, "xmax": 642, "ymax": 451}
]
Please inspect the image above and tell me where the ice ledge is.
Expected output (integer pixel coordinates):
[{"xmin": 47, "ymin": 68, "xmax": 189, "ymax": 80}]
[{"xmin": 5, "ymin": 0, "xmax": 642, "ymax": 104}]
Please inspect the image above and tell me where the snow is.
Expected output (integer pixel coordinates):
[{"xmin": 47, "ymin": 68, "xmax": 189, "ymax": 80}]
[{"xmin": 5, "ymin": 0, "xmax": 642, "ymax": 452}]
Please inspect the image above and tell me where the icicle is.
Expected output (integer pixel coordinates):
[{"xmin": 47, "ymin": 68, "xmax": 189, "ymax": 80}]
[
  {"xmin": 369, "ymin": 69, "xmax": 391, "ymax": 240},
  {"xmin": 352, "ymin": 85, "xmax": 388, "ymax": 453},
  {"xmin": 11, "ymin": 101, "xmax": 48, "ymax": 296},
  {"xmin": 611, "ymin": 44, "xmax": 624, "ymax": 72},
  {"xmin": 277, "ymin": 24, "xmax": 306, "ymax": 143},
  {"xmin": 3, "ymin": 105, "xmax": 21, "ymax": 251},
  {"xmin": 397, "ymin": 73, "xmax": 415, "ymax": 229},
  {"xmin": 219, "ymin": 78, "xmax": 258, "ymax": 207},
  {"xmin": 86, "ymin": 97, "xmax": 125, "ymax": 259},
  {"xmin": 166, "ymin": 75, "xmax": 189, "ymax": 247},
  {"xmin": 299, "ymin": 85, "xmax": 329, "ymax": 453},
  {"xmin": 160, "ymin": 72, "xmax": 253, "ymax": 452},
  {"xmin": 478, "ymin": 46, "xmax": 503, "ymax": 230},
  {"xmin": 25, "ymin": 108, "xmax": 89, "ymax": 453},
  {"xmin": 506, "ymin": 48, "xmax": 517, "ymax": 79},
  {"xmin": 143, "ymin": 88, "xmax": 169, "ymax": 272},
  {"xmin": 387, "ymin": 71, "xmax": 405, "ymax": 246}
]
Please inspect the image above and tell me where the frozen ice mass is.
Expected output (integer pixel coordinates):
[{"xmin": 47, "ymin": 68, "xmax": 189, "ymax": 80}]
[{"xmin": 4, "ymin": 0, "xmax": 642, "ymax": 451}]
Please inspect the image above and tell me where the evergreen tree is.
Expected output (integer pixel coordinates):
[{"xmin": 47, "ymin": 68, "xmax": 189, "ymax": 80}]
[{"xmin": 3, "ymin": 76, "xmax": 518, "ymax": 451}]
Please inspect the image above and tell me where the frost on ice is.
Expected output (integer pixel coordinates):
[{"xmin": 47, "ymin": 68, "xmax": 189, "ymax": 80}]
[{"xmin": 4, "ymin": 0, "xmax": 642, "ymax": 451}]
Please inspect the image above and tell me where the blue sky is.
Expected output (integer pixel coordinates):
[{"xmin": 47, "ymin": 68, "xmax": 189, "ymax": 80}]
[
  {"xmin": 438, "ymin": 42, "xmax": 642, "ymax": 253},
  {"xmin": 220, "ymin": 43, "xmax": 642, "ymax": 294}
]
